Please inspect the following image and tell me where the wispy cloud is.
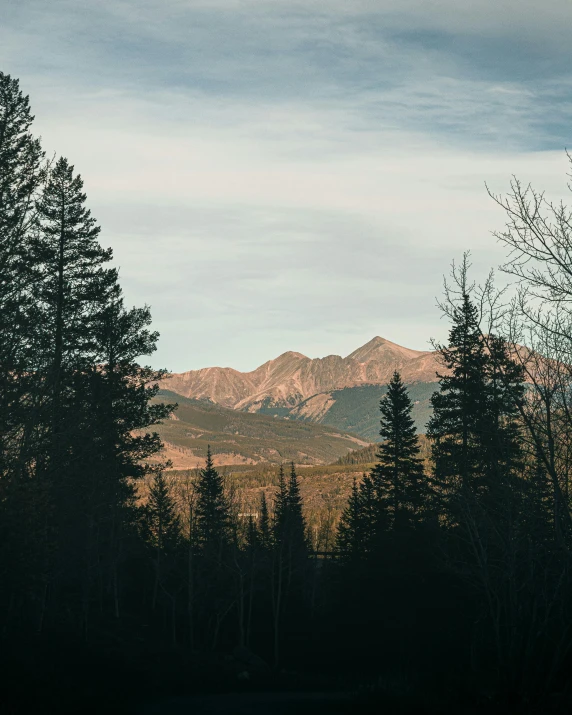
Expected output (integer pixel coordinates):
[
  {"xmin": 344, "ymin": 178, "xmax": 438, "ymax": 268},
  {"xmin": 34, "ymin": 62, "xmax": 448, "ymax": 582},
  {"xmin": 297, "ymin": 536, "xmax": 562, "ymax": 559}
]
[{"xmin": 2, "ymin": 1, "xmax": 572, "ymax": 370}]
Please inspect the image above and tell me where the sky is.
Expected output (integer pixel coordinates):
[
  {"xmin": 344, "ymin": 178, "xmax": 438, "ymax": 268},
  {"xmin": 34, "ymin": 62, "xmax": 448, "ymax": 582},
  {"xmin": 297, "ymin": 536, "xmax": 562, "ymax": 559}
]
[{"xmin": 3, "ymin": 0, "xmax": 572, "ymax": 372}]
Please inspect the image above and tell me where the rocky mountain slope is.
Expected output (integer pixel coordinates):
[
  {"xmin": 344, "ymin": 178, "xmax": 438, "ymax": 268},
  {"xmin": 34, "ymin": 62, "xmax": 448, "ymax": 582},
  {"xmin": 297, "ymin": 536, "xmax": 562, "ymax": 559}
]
[{"xmin": 161, "ymin": 337, "xmax": 442, "ymax": 437}]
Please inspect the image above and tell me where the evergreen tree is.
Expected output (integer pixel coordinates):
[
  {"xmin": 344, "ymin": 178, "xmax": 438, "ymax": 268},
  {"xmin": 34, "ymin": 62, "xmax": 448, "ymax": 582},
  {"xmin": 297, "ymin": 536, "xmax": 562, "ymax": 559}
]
[
  {"xmin": 144, "ymin": 472, "xmax": 181, "ymax": 554},
  {"xmin": 0, "ymin": 70, "xmax": 45, "ymax": 369},
  {"xmin": 336, "ymin": 472, "xmax": 384, "ymax": 562},
  {"xmin": 427, "ymin": 295, "xmax": 526, "ymax": 516},
  {"xmin": 136, "ymin": 472, "xmax": 181, "ymax": 644},
  {"xmin": 33, "ymin": 157, "xmax": 117, "ymax": 376},
  {"xmin": 371, "ymin": 371, "xmax": 430, "ymax": 529},
  {"xmin": 258, "ymin": 491, "xmax": 271, "ymax": 551},
  {"xmin": 427, "ymin": 293, "xmax": 489, "ymax": 506},
  {"xmin": 270, "ymin": 463, "xmax": 309, "ymax": 666},
  {"xmin": 26, "ymin": 157, "xmax": 170, "ymax": 632},
  {"xmin": 359, "ymin": 474, "xmax": 381, "ymax": 556},
  {"xmin": 29, "ymin": 156, "xmax": 119, "ymax": 508},
  {"xmin": 195, "ymin": 446, "xmax": 231, "ymax": 558},
  {"xmin": 0, "ymin": 71, "xmax": 45, "ymax": 485},
  {"xmin": 481, "ymin": 334, "xmax": 525, "ymax": 497},
  {"xmin": 0, "ymin": 73, "xmax": 174, "ymax": 633},
  {"xmin": 336, "ymin": 477, "xmax": 363, "ymax": 562},
  {"xmin": 273, "ymin": 463, "xmax": 308, "ymax": 558},
  {"xmin": 245, "ymin": 515, "xmax": 260, "ymax": 552},
  {"xmin": 273, "ymin": 464, "xmax": 289, "ymax": 547},
  {"xmin": 522, "ymin": 444, "xmax": 554, "ymax": 550},
  {"xmin": 73, "ymin": 295, "xmax": 173, "ymax": 631},
  {"xmin": 287, "ymin": 462, "xmax": 309, "ymax": 556}
]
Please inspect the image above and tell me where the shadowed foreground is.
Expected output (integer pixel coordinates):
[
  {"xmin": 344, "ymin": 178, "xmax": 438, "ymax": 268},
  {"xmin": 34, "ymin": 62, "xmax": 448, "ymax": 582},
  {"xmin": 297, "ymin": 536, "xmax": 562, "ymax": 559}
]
[{"xmin": 140, "ymin": 691, "xmax": 353, "ymax": 715}]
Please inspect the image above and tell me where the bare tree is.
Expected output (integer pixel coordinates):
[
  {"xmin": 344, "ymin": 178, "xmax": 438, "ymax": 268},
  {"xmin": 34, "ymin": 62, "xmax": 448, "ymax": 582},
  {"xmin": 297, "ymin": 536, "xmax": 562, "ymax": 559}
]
[{"xmin": 487, "ymin": 165, "xmax": 572, "ymax": 539}]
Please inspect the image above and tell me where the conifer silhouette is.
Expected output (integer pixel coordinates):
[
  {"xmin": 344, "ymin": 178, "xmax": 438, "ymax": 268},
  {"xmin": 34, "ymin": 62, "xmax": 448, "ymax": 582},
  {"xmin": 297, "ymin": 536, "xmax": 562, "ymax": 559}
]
[
  {"xmin": 371, "ymin": 371, "xmax": 430, "ymax": 529},
  {"xmin": 336, "ymin": 476, "xmax": 364, "ymax": 561},
  {"xmin": 195, "ymin": 446, "xmax": 231, "ymax": 558}
]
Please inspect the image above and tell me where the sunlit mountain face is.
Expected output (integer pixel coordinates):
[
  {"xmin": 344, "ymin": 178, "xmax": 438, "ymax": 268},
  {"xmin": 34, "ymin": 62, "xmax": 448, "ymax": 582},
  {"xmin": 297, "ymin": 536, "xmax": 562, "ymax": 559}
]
[{"xmin": 161, "ymin": 336, "xmax": 442, "ymax": 438}]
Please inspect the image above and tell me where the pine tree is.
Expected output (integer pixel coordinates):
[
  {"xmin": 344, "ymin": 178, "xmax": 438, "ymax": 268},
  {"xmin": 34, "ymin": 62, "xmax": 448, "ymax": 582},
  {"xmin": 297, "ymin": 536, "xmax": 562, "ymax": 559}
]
[
  {"xmin": 522, "ymin": 444, "xmax": 554, "ymax": 549},
  {"xmin": 26, "ymin": 156, "xmax": 172, "ymax": 631},
  {"xmin": 481, "ymin": 334, "xmax": 525, "ymax": 497},
  {"xmin": 287, "ymin": 462, "xmax": 309, "ymax": 557},
  {"xmin": 144, "ymin": 472, "xmax": 181, "ymax": 552},
  {"xmin": 371, "ymin": 371, "xmax": 430, "ymax": 529},
  {"xmin": 273, "ymin": 464, "xmax": 289, "ymax": 547},
  {"xmin": 141, "ymin": 471, "xmax": 182, "ymax": 616},
  {"xmin": 0, "ymin": 73, "xmax": 47, "ymax": 626},
  {"xmin": 33, "ymin": 156, "xmax": 117, "ymax": 374},
  {"xmin": 336, "ymin": 477, "xmax": 364, "ymax": 562},
  {"xmin": 427, "ymin": 295, "xmax": 526, "ymax": 517},
  {"xmin": 195, "ymin": 446, "xmax": 231, "ymax": 558},
  {"xmin": 0, "ymin": 71, "xmax": 45, "ymax": 485},
  {"xmin": 245, "ymin": 515, "xmax": 260, "ymax": 551},
  {"xmin": 359, "ymin": 473, "xmax": 381, "ymax": 556},
  {"xmin": 31, "ymin": 157, "xmax": 119, "ymax": 492},
  {"xmin": 270, "ymin": 463, "xmax": 309, "ymax": 666},
  {"xmin": 427, "ymin": 293, "xmax": 489, "ymax": 506},
  {"xmin": 71, "ymin": 289, "xmax": 173, "ymax": 631},
  {"xmin": 258, "ymin": 491, "xmax": 271, "ymax": 551},
  {"xmin": 273, "ymin": 463, "xmax": 308, "ymax": 558},
  {"xmin": 0, "ymin": 70, "xmax": 45, "ymax": 370}
]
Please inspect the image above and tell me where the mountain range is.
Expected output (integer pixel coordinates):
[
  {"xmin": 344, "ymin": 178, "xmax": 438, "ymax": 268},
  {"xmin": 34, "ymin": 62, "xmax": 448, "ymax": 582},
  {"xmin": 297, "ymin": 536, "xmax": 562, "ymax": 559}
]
[{"xmin": 161, "ymin": 337, "xmax": 442, "ymax": 440}]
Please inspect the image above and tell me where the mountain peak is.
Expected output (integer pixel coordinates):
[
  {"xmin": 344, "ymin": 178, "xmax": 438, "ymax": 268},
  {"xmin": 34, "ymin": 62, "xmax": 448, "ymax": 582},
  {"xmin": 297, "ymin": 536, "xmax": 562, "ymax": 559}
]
[
  {"xmin": 163, "ymin": 337, "xmax": 440, "ymax": 408},
  {"xmin": 277, "ymin": 350, "xmax": 307, "ymax": 360},
  {"xmin": 346, "ymin": 336, "xmax": 426, "ymax": 363}
]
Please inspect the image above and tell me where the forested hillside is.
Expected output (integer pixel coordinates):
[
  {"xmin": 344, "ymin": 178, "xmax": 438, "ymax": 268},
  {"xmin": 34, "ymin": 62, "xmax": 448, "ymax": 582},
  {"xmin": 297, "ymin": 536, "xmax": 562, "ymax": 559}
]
[
  {"xmin": 289, "ymin": 382, "xmax": 438, "ymax": 437},
  {"xmin": 151, "ymin": 389, "xmax": 369, "ymax": 467}
]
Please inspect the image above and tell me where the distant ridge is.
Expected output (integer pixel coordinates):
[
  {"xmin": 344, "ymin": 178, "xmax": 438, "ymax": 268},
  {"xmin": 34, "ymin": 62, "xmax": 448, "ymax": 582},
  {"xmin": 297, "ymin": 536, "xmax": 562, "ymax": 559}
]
[{"xmin": 162, "ymin": 336, "xmax": 441, "ymax": 414}]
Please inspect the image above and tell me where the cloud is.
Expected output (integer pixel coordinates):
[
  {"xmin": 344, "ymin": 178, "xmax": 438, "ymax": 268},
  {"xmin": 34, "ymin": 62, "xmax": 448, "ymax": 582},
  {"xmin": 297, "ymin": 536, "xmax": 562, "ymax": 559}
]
[{"xmin": 2, "ymin": 0, "xmax": 572, "ymax": 371}]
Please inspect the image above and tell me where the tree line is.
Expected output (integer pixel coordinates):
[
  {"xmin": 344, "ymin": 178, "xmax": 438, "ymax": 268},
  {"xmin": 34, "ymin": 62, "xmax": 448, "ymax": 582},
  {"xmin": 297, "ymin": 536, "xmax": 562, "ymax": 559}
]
[{"xmin": 3, "ymin": 70, "xmax": 572, "ymax": 711}]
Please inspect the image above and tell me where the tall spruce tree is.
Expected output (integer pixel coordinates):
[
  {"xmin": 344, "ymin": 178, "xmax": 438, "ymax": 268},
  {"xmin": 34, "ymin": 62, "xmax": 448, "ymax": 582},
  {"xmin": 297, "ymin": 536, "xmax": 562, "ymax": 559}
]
[
  {"xmin": 0, "ymin": 71, "xmax": 45, "ymax": 484},
  {"xmin": 336, "ymin": 473, "xmax": 383, "ymax": 562},
  {"xmin": 0, "ymin": 80, "xmax": 173, "ymax": 632},
  {"xmin": 287, "ymin": 462, "xmax": 309, "ymax": 556},
  {"xmin": 72, "ymin": 292, "xmax": 173, "ymax": 630},
  {"xmin": 33, "ymin": 157, "xmax": 117, "ymax": 375},
  {"xmin": 270, "ymin": 463, "xmax": 309, "ymax": 666},
  {"xmin": 27, "ymin": 157, "xmax": 165, "ymax": 633},
  {"xmin": 273, "ymin": 464, "xmax": 289, "ymax": 547},
  {"xmin": 258, "ymin": 491, "xmax": 271, "ymax": 551},
  {"xmin": 359, "ymin": 474, "xmax": 382, "ymax": 556},
  {"xmin": 0, "ymin": 73, "xmax": 46, "ymax": 619},
  {"xmin": 143, "ymin": 472, "xmax": 182, "ymax": 610},
  {"xmin": 31, "ymin": 156, "xmax": 119, "ymax": 500},
  {"xmin": 273, "ymin": 463, "xmax": 308, "ymax": 558},
  {"xmin": 481, "ymin": 334, "xmax": 525, "ymax": 497},
  {"xmin": 427, "ymin": 293, "xmax": 489, "ymax": 505},
  {"xmin": 195, "ymin": 446, "xmax": 231, "ymax": 558},
  {"xmin": 371, "ymin": 371, "xmax": 430, "ymax": 529},
  {"xmin": 336, "ymin": 477, "xmax": 364, "ymax": 562},
  {"xmin": 428, "ymin": 294, "xmax": 525, "ymax": 517}
]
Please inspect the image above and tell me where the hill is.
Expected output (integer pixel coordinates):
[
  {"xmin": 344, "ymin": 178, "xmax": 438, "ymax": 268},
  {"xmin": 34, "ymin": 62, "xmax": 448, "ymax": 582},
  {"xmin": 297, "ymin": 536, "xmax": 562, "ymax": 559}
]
[
  {"xmin": 161, "ymin": 336, "xmax": 442, "ymax": 438},
  {"xmin": 287, "ymin": 381, "xmax": 438, "ymax": 438},
  {"xmin": 151, "ymin": 390, "xmax": 370, "ymax": 468}
]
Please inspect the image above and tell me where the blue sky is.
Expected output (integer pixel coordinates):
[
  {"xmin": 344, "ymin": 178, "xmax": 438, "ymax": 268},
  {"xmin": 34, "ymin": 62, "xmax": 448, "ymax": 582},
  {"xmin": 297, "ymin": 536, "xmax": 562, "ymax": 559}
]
[{"xmin": 3, "ymin": 0, "xmax": 572, "ymax": 371}]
